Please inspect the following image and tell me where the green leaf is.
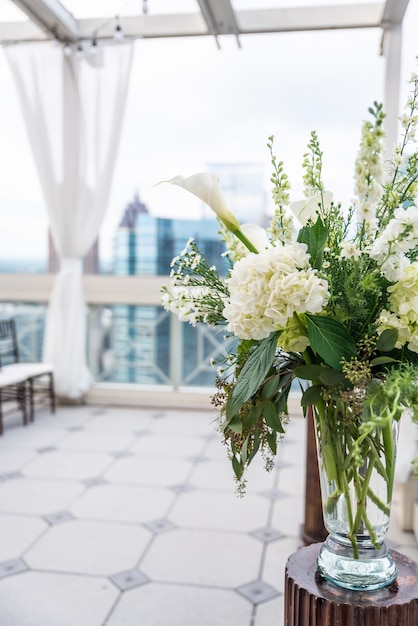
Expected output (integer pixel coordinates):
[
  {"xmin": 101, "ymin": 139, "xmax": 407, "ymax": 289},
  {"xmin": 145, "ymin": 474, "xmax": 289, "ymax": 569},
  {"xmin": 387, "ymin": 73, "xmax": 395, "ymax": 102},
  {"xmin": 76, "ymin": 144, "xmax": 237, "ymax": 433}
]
[
  {"xmin": 294, "ymin": 364, "xmax": 324, "ymax": 381},
  {"xmin": 370, "ymin": 356, "xmax": 399, "ymax": 367},
  {"xmin": 318, "ymin": 368, "xmax": 347, "ymax": 386},
  {"xmin": 297, "ymin": 218, "xmax": 328, "ymax": 269},
  {"xmin": 243, "ymin": 404, "xmax": 263, "ymax": 430},
  {"xmin": 301, "ymin": 385, "xmax": 323, "ymax": 406},
  {"xmin": 241, "ymin": 435, "xmax": 249, "ymax": 465},
  {"xmin": 266, "ymin": 432, "xmax": 277, "ymax": 455},
  {"xmin": 278, "ymin": 372, "xmax": 294, "ymax": 393},
  {"xmin": 231, "ymin": 332, "xmax": 280, "ymax": 410},
  {"xmin": 274, "ymin": 386, "xmax": 290, "ymax": 415},
  {"xmin": 232, "ymin": 455, "xmax": 244, "ymax": 479},
  {"xmin": 306, "ymin": 315, "xmax": 356, "ymax": 370},
  {"xmin": 261, "ymin": 374, "xmax": 281, "ymax": 399},
  {"xmin": 263, "ymin": 399, "xmax": 285, "ymax": 432},
  {"xmin": 224, "ymin": 392, "xmax": 239, "ymax": 426},
  {"xmin": 248, "ymin": 434, "xmax": 261, "ymax": 463},
  {"xmin": 227, "ymin": 416, "xmax": 242, "ymax": 434},
  {"xmin": 376, "ymin": 329, "xmax": 398, "ymax": 352}
]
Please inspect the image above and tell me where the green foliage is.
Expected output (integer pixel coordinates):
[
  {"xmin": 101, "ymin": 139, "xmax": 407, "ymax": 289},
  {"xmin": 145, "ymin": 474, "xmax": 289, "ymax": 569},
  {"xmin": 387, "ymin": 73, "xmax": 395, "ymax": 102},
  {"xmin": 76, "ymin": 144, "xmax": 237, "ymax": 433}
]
[
  {"xmin": 306, "ymin": 315, "xmax": 357, "ymax": 370},
  {"xmin": 297, "ymin": 218, "xmax": 328, "ymax": 270},
  {"xmin": 228, "ymin": 332, "xmax": 281, "ymax": 414}
]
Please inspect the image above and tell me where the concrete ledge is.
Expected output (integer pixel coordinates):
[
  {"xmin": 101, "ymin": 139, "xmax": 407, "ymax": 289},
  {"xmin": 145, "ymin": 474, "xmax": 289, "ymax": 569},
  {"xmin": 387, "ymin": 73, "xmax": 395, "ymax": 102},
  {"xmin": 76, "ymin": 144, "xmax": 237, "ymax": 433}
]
[
  {"xmin": 85, "ymin": 384, "xmax": 305, "ymax": 415},
  {"xmin": 85, "ymin": 383, "xmax": 215, "ymax": 411}
]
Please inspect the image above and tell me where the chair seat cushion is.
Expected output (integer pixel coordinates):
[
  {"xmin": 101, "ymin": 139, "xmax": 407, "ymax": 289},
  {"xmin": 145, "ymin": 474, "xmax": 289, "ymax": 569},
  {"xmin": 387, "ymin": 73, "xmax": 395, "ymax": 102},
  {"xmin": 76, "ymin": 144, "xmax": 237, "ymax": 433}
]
[
  {"xmin": 3, "ymin": 363, "xmax": 54, "ymax": 378},
  {"xmin": 0, "ymin": 369, "xmax": 28, "ymax": 387}
]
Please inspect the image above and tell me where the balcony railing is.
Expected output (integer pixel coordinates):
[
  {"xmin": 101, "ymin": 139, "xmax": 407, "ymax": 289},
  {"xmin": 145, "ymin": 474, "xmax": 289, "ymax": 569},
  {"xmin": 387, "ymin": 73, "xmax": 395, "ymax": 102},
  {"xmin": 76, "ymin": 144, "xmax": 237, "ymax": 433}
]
[{"xmin": 0, "ymin": 273, "xmax": 231, "ymax": 408}]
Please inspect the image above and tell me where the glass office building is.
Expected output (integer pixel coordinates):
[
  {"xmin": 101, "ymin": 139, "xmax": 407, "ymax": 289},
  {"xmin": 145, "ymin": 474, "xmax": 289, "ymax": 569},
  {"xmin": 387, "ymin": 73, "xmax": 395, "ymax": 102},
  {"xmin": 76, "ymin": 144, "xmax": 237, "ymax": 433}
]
[{"xmin": 110, "ymin": 193, "xmax": 229, "ymax": 385}]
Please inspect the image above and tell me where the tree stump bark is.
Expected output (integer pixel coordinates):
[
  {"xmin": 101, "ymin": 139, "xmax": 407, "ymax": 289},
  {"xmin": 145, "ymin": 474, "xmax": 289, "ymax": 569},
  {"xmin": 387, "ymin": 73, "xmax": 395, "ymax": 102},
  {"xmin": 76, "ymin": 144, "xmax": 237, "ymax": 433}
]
[{"xmin": 285, "ymin": 543, "xmax": 418, "ymax": 626}]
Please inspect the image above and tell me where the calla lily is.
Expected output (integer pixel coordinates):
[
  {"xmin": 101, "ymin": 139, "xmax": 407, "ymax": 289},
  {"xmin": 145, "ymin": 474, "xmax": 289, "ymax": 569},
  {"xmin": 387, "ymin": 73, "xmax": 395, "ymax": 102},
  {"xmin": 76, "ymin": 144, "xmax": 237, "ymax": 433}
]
[
  {"xmin": 290, "ymin": 190, "xmax": 333, "ymax": 225},
  {"xmin": 168, "ymin": 173, "xmax": 259, "ymax": 253},
  {"xmin": 240, "ymin": 224, "xmax": 269, "ymax": 251},
  {"xmin": 169, "ymin": 173, "xmax": 241, "ymax": 233}
]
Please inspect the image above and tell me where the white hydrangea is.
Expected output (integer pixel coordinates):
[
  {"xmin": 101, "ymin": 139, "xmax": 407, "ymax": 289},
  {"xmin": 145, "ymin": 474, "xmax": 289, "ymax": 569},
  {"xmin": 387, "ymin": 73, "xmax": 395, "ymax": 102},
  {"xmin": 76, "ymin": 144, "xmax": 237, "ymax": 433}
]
[
  {"xmin": 377, "ymin": 262, "xmax": 418, "ymax": 353},
  {"xmin": 223, "ymin": 243, "xmax": 329, "ymax": 340},
  {"xmin": 370, "ymin": 205, "xmax": 418, "ymax": 280}
]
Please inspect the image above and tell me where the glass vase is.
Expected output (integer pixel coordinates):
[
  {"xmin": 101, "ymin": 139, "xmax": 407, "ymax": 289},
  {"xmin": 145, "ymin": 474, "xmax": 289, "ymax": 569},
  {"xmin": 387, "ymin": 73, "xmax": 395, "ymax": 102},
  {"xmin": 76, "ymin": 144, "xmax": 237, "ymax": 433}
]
[{"xmin": 313, "ymin": 404, "xmax": 399, "ymax": 591}]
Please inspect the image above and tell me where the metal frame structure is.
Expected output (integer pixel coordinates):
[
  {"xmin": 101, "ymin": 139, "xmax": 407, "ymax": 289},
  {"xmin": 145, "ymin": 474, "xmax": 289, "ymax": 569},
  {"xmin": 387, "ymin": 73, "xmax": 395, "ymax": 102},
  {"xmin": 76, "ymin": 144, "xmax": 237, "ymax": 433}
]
[{"xmin": 0, "ymin": 1, "xmax": 409, "ymax": 44}]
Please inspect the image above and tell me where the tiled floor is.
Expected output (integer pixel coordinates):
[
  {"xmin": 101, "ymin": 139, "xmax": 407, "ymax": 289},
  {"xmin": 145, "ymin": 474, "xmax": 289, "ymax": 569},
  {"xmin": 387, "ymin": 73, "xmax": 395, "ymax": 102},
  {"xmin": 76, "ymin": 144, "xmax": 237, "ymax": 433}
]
[{"xmin": 0, "ymin": 399, "xmax": 416, "ymax": 626}]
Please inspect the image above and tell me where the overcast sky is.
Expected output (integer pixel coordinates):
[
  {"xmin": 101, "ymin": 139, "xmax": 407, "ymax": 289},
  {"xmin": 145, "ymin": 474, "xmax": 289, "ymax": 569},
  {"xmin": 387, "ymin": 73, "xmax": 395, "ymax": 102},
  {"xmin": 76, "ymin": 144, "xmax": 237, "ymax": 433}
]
[{"xmin": 0, "ymin": 0, "xmax": 417, "ymax": 261}]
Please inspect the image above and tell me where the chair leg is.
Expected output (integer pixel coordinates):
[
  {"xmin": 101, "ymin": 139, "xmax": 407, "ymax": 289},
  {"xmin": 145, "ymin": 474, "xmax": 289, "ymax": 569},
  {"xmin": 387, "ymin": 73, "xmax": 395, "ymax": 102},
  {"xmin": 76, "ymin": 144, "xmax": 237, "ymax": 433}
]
[
  {"xmin": 0, "ymin": 389, "xmax": 3, "ymax": 436},
  {"xmin": 19, "ymin": 383, "xmax": 28, "ymax": 426},
  {"xmin": 49, "ymin": 373, "xmax": 56, "ymax": 414},
  {"xmin": 28, "ymin": 379, "xmax": 34, "ymax": 423}
]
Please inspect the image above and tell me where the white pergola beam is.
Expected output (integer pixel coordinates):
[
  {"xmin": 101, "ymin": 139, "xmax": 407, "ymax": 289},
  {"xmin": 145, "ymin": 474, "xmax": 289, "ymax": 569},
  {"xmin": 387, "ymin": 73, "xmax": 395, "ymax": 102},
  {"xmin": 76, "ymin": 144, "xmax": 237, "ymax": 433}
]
[
  {"xmin": 237, "ymin": 4, "xmax": 384, "ymax": 34},
  {"xmin": 0, "ymin": 2, "xmax": 390, "ymax": 43},
  {"xmin": 381, "ymin": 0, "xmax": 410, "ymax": 25},
  {"xmin": 196, "ymin": 0, "xmax": 240, "ymax": 36},
  {"xmin": 9, "ymin": 0, "xmax": 80, "ymax": 41}
]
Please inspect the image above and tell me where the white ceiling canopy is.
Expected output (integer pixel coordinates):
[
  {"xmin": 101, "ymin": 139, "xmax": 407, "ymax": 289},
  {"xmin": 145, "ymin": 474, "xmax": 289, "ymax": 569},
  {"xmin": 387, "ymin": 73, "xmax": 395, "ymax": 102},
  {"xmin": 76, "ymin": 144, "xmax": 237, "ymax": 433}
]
[{"xmin": 0, "ymin": 0, "xmax": 410, "ymax": 45}]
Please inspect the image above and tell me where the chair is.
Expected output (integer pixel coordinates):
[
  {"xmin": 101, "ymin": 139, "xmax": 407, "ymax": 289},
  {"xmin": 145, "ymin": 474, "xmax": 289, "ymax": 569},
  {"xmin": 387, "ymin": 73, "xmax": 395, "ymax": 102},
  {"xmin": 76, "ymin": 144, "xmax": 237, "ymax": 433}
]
[
  {"xmin": 0, "ymin": 368, "xmax": 28, "ymax": 435},
  {"xmin": 0, "ymin": 319, "xmax": 55, "ymax": 423}
]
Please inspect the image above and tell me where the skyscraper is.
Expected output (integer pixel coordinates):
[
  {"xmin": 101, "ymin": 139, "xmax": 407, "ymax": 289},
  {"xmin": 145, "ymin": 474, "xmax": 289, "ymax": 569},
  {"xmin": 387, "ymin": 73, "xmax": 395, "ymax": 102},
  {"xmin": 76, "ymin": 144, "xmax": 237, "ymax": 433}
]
[{"xmin": 109, "ymin": 193, "xmax": 228, "ymax": 385}]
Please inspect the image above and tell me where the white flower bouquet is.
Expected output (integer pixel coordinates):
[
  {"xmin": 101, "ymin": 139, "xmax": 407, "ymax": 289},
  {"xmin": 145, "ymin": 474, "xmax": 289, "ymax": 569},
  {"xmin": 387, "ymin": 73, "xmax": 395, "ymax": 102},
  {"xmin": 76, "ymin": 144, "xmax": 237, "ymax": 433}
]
[{"xmin": 162, "ymin": 67, "xmax": 418, "ymax": 566}]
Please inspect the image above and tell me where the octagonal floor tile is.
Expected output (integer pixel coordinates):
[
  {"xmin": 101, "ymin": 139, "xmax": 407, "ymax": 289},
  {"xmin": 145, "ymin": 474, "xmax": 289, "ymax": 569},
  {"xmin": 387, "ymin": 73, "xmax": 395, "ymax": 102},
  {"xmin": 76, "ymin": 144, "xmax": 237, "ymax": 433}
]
[
  {"xmin": 254, "ymin": 595, "xmax": 285, "ymax": 626},
  {"xmin": 22, "ymin": 450, "xmax": 113, "ymax": 481},
  {"xmin": 149, "ymin": 411, "xmax": 213, "ymax": 437},
  {"xmin": 0, "ymin": 514, "xmax": 47, "ymax": 561},
  {"xmin": 58, "ymin": 429, "xmax": 136, "ymax": 453},
  {"xmin": 189, "ymin": 457, "xmax": 277, "ymax": 492},
  {"xmin": 0, "ymin": 427, "xmax": 66, "ymax": 450},
  {"xmin": 106, "ymin": 582, "xmax": 253, "ymax": 626},
  {"xmin": 104, "ymin": 455, "xmax": 192, "ymax": 487},
  {"xmin": 0, "ymin": 570, "xmax": 118, "ymax": 626},
  {"xmin": 71, "ymin": 483, "xmax": 175, "ymax": 524},
  {"xmin": 262, "ymin": 537, "xmax": 302, "ymax": 594},
  {"xmin": 141, "ymin": 528, "xmax": 261, "ymax": 587},
  {"xmin": 270, "ymin": 495, "xmax": 304, "ymax": 536},
  {"xmin": 0, "ymin": 479, "xmax": 85, "ymax": 515},
  {"xmin": 170, "ymin": 490, "xmax": 270, "ymax": 532},
  {"xmin": 130, "ymin": 433, "xmax": 207, "ymax": 458},
  {"xmin": 25, "ymin": 519, "xmax": 151, "ymax": 576},
  {"xmin": 85, "ymin": 411, "xmax": 153, "ymax": 432},
  {"xmin": 0, "ymin": 448, "xmax": 37, "ymax": 474}
]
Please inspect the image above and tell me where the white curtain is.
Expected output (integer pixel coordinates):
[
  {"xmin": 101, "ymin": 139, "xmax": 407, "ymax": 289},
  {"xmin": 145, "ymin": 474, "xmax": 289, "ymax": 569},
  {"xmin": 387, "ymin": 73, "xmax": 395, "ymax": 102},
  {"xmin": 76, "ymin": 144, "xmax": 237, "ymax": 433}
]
[{"xmin": 5, "ymin": 40, "xmax": 134, "ymax": 399}]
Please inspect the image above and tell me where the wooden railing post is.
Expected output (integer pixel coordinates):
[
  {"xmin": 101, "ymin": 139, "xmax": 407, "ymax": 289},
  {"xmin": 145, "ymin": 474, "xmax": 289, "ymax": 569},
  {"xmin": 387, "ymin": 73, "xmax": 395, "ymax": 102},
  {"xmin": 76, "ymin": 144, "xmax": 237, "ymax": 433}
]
[{"xmin": 302, "ymin": 405, "xmax": 327, "ymax": 545}]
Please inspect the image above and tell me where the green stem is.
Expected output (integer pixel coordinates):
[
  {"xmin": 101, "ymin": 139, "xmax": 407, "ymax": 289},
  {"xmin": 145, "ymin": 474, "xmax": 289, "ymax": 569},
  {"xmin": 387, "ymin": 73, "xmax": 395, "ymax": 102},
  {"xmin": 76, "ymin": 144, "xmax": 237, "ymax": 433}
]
[
  {"xmin": 382, "ymin": 420, "xmax": 396, "ymax": 502},
  {"xmin": 231, "ymin": 228, "xmax": 259, "ymax": 254}
]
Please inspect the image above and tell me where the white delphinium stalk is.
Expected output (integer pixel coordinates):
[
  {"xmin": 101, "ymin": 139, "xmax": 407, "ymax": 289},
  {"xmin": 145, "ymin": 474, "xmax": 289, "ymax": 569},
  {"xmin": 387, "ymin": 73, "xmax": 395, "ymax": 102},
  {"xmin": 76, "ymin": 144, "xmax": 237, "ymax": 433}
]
[
  {"xmin": 267, "ymin": 135, "xmax": 296, "ymax": 244},
  {"xmin": 353, "ymin": 102, "xmax": 385, "ymax": 235},
  {"xmin": 378, "ymin": 71, "xmax": 418, "ymax": 224}
]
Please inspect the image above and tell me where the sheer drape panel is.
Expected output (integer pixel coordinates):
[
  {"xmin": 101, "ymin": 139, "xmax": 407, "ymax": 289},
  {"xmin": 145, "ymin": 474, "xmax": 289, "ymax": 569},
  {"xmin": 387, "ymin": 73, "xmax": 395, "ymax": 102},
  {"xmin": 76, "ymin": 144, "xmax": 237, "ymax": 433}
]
[{"xmin": 5, "ymin": 41, "xmax": 134, "ymax": 399}]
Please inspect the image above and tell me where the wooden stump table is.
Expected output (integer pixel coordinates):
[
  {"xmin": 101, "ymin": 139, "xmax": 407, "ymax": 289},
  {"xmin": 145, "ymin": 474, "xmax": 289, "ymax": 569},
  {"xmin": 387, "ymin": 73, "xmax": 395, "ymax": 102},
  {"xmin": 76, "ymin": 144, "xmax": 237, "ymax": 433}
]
[{"xmin": 285, "ymin": 543, "xmax": 418, "ymax": 625}]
